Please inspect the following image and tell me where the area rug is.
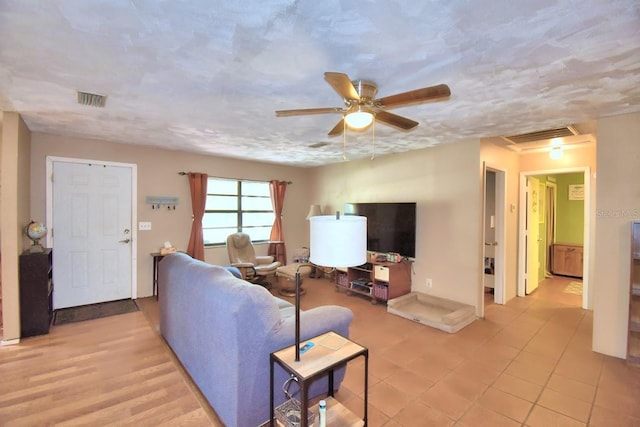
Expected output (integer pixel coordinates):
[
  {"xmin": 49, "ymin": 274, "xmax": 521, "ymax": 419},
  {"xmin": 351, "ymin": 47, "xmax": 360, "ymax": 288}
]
[
  {"xmin": 54, "ymin": 299, "xmax": 139, "ymax": 325},
  {"xmin": 564, "ymin": 281, "xmax": 583, "ymax": 295}
]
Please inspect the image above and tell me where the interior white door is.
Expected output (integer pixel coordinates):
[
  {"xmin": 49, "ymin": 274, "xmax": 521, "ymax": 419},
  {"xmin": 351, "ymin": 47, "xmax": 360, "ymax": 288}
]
[
  {"xmin": 482, "ymin": 166, "xmax": 506, "ymax": 308},
  {"xmin": 526, "ymin": 176, "xmax": 540, "ymax": 294},
  {"xmin": 52, "ymin": 162, "xmax": 133, "ymax": 309},
  {"xmin": 483, "ymin": 170, "xmax": 496, "ymax": 291}
]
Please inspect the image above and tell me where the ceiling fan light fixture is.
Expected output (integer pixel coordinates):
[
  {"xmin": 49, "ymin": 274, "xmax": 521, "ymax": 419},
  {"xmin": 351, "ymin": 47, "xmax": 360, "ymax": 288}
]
[
  {"xmin": 276, "ymin": 72, "xmax": 450, "ymax": 139},
  {"xmin": 345, "ymin": 110, "xmax": 373, "ymax": 129}
]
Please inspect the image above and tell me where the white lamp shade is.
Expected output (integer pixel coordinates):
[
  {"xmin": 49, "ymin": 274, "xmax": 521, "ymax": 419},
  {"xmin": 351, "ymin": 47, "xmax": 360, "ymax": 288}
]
[{"xmin": 310, "ymin": 215, "xmax": 367, "ymax": 267}]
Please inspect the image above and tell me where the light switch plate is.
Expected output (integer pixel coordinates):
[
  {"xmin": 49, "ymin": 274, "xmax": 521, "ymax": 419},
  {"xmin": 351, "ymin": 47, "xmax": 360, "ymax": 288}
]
[{"xmin": 139, "ymin": 221, "xmax": 152, "ymax": 231}]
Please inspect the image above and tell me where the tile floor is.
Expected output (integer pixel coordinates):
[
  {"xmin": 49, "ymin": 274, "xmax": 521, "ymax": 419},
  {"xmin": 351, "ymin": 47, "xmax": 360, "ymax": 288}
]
[{"xmin": 280, "ymin": 275, "xmax": 640, "ymax": 426}]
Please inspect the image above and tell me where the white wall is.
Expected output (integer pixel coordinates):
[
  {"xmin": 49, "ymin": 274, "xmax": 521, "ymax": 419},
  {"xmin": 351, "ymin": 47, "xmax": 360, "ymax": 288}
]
[
  {"xmin": 479, "ymin": 141, "xmax": 520, "ymax": 303},
  {"xmin": 1, "ymin": 112, "xmax": 32, "ymax": 341},
  {"xmin": 18, "ymin": 111, "xmax": 640, "ymax": 360},
  {"xmin": 310, "ymin": 139, "xmax": 484, "ymax": 309},
  {"xmin": 593, "ymin": 112, "xmax": 640, "ymax": 358},
  {"xmin": 29, "ymin": 133, "xmax": 312, "ymax": 298}
]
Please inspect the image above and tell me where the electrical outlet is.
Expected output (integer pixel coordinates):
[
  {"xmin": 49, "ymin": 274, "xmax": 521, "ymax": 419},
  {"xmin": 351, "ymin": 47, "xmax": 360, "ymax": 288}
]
[
  {"xmin": 426, "ymin": 278, "xmax": 433, "ymax": 288},
  {"xmin": 139, "ymin": 221, "xmax": 152, "ymax": 231}
]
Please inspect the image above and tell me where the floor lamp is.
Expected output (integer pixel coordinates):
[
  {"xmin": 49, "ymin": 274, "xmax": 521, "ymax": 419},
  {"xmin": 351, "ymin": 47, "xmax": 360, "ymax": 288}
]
[{"xmin": 293, "ymin": 212, "xmax": 367, "ymax": 361}]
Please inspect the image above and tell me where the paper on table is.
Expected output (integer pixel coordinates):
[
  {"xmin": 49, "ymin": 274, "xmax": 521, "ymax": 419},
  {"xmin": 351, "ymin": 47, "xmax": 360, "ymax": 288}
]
[{"xmin": 317, "ymin": 333, "xmax": 347, "ymax": 350}]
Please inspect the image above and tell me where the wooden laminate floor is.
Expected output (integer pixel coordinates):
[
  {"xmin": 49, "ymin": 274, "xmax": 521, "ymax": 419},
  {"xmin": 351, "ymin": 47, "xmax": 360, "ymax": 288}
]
[
  {"xmin": 1, "ymin": 275, "xmax": 639, "ymax": 426},
  {"xmin": 0, "ymin": 305, "xmax": 221, "ymax": 426}
]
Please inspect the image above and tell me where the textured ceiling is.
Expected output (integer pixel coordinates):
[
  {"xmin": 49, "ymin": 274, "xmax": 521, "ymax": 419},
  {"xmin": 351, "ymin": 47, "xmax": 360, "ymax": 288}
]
[{"xmin": 1, "ymin": 1, "xmax": 639, "ymax": 167}]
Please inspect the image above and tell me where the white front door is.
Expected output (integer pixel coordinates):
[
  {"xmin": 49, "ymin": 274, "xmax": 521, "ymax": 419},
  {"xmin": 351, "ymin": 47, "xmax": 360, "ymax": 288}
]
[{"xmin": 52, "ymin": 161, "xmax": 133, "ymax": 309}]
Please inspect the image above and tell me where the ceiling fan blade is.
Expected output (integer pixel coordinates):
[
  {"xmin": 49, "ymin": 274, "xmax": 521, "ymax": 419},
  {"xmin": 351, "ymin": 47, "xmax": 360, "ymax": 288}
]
[
  {"xmin": 275, "ymin": 107, "xmax": 344, "ymax": 117},
  {"xmin": 324, "ymin": 72, "xmax": 360, "ymax": 100},
  {"xmin": 328, "ymin": 118, "xmax": 345, "ymax": 136},
  {"xmin": 377, "ymin": 84, "xmax": 451, "ymax": 109},
  {"xmin": 375, "ymin": 111, "xmax": 419, "ymax": 130}
]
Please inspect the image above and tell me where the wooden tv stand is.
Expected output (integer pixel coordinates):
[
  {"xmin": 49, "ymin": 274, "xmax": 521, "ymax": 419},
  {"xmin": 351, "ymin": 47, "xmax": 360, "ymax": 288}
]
[{"xmin": 335, "ymin": 260, "xmax": 412, "ymax": 304}]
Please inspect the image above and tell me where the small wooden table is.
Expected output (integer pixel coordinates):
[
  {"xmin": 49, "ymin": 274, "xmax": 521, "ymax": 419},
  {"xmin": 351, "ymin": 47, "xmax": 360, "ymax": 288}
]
[
  {"xmin": 150, "ymin": 252, "xmax": 166, "ymax": 299},
  {"xmin": 270, "ymin": 331, "xmax": 368, "ymax": 426}
]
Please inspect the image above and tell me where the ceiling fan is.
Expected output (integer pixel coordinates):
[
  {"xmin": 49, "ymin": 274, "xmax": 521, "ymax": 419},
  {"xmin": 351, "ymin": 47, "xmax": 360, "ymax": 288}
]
[{"xmin": 275, "ymin": 72, "xmax": 451, "ymax": 136}]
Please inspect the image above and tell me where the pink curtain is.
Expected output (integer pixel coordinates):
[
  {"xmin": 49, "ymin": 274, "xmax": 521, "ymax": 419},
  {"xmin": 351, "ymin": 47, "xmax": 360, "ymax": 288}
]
[
  {"xmin": 186, "ymin": 172, "xmax": 208, "ymax": 261},
  {"xmin": 268, "ymin": 180, "xmax": 287, "ymax": 265}
]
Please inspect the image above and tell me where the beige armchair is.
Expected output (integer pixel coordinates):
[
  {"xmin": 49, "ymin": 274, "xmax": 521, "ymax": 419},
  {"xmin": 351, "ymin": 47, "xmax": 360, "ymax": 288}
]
[{"xmin": 226, "ymin": 232, "xmax": 281, "ymax": 288}]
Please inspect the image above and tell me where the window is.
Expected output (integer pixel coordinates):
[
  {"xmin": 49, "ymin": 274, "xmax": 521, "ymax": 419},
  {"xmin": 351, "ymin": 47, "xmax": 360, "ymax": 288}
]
[{"xmin": 203, "ymin": 178, "xmax": 274, "ymax": 246}]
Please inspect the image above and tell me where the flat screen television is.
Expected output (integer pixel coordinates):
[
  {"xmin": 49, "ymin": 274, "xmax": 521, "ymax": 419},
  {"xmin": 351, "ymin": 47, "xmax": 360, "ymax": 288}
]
[{"xmin": 344, "ymin": 202, "xmax": 416, "ymax": 258}]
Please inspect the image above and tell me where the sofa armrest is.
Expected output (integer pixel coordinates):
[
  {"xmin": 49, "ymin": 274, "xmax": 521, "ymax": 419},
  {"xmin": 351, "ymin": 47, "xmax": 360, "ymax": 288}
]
[
  {"xmin": 270, "ymin": 305, "xmax": 354, "ymax": 350},
  {"xmin": 260, "ymin": 305, "xmax": 354, "ymax": 419}
]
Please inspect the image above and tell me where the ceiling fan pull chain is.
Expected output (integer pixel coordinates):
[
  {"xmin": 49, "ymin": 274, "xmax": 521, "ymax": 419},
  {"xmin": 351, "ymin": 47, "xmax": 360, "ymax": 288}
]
[
  {"xmin": 371, "ymin": 119, "xmax": 376, "ymax": 160},
  {"xmin": 343, "ymin": 118, "xmax": 347, "ymax": 161}
]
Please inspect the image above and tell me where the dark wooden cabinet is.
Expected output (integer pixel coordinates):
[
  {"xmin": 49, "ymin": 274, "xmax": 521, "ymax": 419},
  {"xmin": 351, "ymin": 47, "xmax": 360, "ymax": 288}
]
[
  {"xmin": 335, "ymin": 260, "xmax": 412, "ymax": 304},
  {"xmin": 19, "ymin": 249, "xmax": 53, "ymax": 337},
  {"xmin": 629, "ymin": 222, "xmax": 640, "ymax": 366}
]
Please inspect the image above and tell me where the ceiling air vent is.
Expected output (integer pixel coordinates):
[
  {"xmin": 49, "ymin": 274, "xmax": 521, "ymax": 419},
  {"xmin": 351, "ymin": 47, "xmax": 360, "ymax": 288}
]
[
  {"xmin": 497, "ymin": 124, "xmax": 594, "ymax": 153},
  {"xmin": 503, "ymin": 126, "xmax": 577, "ymax": 144},
  {"xmin": 77, "ymin": 91, "xmax": 107, "ymax": 107}
]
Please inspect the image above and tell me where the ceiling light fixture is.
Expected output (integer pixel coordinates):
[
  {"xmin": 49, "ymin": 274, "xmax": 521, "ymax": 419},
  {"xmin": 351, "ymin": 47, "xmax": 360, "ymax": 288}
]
[
  {"xmin": 344, "ymin": 108, "xmax": 373, "ymax": 129},
  {"xmin": 550, "ymin": 146, "xmax": 563, "ymax": 160},
  {"xmin": 341, "ymin": 112, "xmax": 377, "ymax": 161}
]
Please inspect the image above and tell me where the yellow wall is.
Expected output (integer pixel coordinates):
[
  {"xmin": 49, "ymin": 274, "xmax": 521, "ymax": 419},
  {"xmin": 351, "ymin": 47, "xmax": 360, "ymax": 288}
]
[
  {"xmin": 554, "ymin": 172, "xmax": 586, "ymax": 245},
  {"xmin": 593, "ymin": 111, "xmax": 640, "ymax": 358},
  {"xmin": 1, "ymin": 112, "xmax": 32, "ymax": 342},
  {"xmin": 29, "ymin": 133, "xmax": 312, "ymax": 298}
]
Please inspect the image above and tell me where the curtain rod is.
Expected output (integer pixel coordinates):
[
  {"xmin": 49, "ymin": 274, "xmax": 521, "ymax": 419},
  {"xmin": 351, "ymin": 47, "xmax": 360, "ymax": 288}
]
[{"xmin": 178, "ymin": 172, "xmax": 291, "ymax": 184}]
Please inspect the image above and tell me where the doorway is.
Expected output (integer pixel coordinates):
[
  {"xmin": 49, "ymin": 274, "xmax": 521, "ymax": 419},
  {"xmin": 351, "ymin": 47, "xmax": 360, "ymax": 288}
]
[
  {"xmin": 481, "ymin": 164, "xmax": 506, "ymax": 316},
  {"xmin": 518, "ymin": 167, "xmax": 590, "ymax": 309},
  {"xmin": 46, "ymin": 157, "xmax": 138, "ymax": 309}
]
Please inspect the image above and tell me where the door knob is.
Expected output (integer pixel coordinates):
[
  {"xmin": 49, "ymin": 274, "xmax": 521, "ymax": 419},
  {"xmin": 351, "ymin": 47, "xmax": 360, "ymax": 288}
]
[{"xmin": 119, "ymin": 238, "xmax": 131, "ymax": 243}]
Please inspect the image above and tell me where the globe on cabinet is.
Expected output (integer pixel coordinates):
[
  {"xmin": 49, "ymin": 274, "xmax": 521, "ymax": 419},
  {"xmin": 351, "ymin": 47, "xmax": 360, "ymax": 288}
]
[{"xmin": 25, "ymin": 220, "xmax": 47, "ymax": 253}]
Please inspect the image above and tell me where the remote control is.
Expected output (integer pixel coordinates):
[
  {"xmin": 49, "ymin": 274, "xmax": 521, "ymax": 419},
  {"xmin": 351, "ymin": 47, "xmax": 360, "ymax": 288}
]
[{"xmin": 299, "ymin": 341, "xmax": 314, "ymax": 354}]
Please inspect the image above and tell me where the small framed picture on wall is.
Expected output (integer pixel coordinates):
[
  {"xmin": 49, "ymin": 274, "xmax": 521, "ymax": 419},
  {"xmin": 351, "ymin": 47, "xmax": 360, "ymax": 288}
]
[{"xmin": 568, "ymin": 184, "xmax": 584, "ymax": 201}]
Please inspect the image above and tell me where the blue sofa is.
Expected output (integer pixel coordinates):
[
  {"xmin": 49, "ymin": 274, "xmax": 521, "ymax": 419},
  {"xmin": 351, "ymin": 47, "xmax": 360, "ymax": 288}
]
[{"xmin": 158, "ymin": 252, "xmax": 354, "ymax": 427}]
